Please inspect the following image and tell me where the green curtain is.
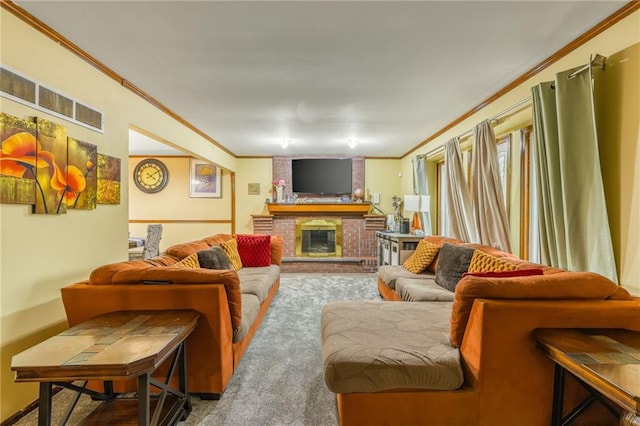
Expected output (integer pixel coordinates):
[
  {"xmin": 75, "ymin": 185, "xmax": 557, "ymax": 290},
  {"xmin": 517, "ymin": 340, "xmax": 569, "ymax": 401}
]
[
  {"xmin": 412, "ymin": 154, "xmax": 432, "ymax": 235},
  {"xmin": 531, "ymin": 62, "xmax": 617, "ymax": 282}
]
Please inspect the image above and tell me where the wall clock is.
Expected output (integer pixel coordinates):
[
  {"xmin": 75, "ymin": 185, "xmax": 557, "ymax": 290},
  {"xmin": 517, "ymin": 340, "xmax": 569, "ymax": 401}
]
[{"xmin": 133, "ymin": 158, "xmax": 169, "ymax": 193}]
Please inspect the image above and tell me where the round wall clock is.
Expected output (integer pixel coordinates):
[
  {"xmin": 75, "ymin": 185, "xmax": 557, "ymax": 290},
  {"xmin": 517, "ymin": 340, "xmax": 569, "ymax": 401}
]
[{"xmin": 133, "ymin": 158, "xmax": 170, "ymax": 193}]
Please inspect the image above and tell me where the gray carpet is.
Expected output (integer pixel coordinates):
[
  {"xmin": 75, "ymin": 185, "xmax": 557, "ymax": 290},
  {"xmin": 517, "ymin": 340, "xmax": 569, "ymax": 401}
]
[{"xmin": 13, "ymin": 273, "xmax": 380, "ymax": 426}]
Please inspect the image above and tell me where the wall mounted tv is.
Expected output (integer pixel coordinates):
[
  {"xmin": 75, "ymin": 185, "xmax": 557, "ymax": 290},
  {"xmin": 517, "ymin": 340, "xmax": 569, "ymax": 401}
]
[{"xmin": 292, "ymin": 158, "xmax": 352, "ymax": 195}]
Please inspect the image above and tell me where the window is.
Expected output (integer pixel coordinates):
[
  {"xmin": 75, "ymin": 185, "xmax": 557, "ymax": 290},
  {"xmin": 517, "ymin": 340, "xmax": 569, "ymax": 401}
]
[
  {"xmin": 496, "ymin": 135, "xmax": 511, "ymax": 214},
  {"xmin": 436, "ymin": 161, "xmax": 450, "ymax": 237},
  {"xmin": 519, "ymin": 126, "xmax": 540, "ymax": 262}
]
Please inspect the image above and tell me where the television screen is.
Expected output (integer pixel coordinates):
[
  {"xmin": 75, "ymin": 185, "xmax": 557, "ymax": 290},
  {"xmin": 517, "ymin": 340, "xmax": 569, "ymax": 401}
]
[{"xmin": 292, "ymin": 159, "xmax": 352, "ymax": 195}]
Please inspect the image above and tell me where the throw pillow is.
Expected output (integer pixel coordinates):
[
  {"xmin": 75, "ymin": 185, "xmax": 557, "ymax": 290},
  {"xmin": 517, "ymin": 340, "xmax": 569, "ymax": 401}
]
[
  {"xmin": 434, "ymin": 243, "xmax": 476, "ymax": 292},
  {"xmin": 467, "ymin": 250, "xmax": 517, "ymax": 273},
  {"xmin": 220, "ymin": 238, "xmax": 243, "ymax": 271},
  {"xmin": 402, "ymin": 239, "xmax": 440, "ymax": 274},
  {"xmin": 463, "ymin": 268, "xmax": 544, "ymax": 278},
  {"xmin": 172, "ymin": 252, "xmax": 200, "ymax": 269},
  {"xmin": 236, "ymin": 234, "xmax": 272, "ymax": 267},
  {"xmin": 197, "ymin": 246, "xmax": 234, "ymax": 270}
]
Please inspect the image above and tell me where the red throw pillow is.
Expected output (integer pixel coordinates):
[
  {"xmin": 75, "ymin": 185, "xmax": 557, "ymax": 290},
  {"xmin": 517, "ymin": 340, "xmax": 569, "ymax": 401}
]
[
  {"xmin": 462, "ymin": 268, "xmax": 544, "ymax": 278},
  {"xmin": 236, "ymin": 234, "xmax": 272, "ymax": 267}
]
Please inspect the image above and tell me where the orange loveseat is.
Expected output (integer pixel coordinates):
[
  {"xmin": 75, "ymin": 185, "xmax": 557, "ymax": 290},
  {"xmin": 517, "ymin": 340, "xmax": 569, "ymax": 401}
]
[
  {"xmin": 61, "ymin": 233, "xmax": 283, "ymax": 398},
  {"xmin": 322, "ymin": 236, "xmax": 639, "ymax": 425}
]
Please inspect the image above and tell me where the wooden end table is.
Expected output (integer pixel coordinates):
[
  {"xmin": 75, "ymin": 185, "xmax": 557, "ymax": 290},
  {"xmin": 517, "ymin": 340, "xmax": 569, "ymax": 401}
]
[
  {"xmin": 535, "ymin": 328, "xmax": 640, "ymax": 426},
  {"xmin": 11, "ymin": 310, "xmax": 200, "ymax": 426}
]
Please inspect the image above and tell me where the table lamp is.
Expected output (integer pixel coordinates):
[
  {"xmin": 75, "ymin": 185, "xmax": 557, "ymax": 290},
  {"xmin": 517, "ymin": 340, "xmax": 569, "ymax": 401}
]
[{"xmin": 403, "ymin": 195, "xmax": 421, "ymax": 233}]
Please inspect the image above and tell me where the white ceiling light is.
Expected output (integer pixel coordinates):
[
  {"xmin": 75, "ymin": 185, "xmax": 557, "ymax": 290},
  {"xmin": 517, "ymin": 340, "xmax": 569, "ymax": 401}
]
[
  {"xmin": 281, "ymin": 139, "xmax": 291, "ymax": 149},
  {"xmin": 347, "ymin": 138, "xmax": 358, "ymax": 149}
]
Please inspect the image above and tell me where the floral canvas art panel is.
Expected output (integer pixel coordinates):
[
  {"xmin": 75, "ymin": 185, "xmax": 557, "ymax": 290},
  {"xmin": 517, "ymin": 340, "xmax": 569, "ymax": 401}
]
[
  {"xmin": 96, "ymin": 153, "xmax": 121, "ymax": 204},
  {"xmin": 0, "ymin": 112, "xmax": 37, "ymax": 204},
  {"xmin": 190, "ymin": 159, "xmax": 221, "ymax": 198},
  {"xmin": 67, "ymin": 137, "xmax": 97, "ymax": 209},
  {"xmin": 35, "ymin": 117, "xmax": 68, "ymax": 215}
]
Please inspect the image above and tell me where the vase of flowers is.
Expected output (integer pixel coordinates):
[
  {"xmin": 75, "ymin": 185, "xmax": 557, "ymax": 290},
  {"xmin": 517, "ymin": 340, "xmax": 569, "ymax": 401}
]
[{"xmin": 272, "ymin": 179, "xmax": 285, "ymax": 203}]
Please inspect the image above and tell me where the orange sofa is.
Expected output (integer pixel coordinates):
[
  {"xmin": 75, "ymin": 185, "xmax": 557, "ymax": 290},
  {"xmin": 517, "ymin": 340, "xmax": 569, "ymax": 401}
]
[
  {"xmin": 322, "ymin": 236, "xmax": 639, "ymax": 425},
  {"xmin": 61, "ymin": 233, "xmax": 283, "ymax": 399}
]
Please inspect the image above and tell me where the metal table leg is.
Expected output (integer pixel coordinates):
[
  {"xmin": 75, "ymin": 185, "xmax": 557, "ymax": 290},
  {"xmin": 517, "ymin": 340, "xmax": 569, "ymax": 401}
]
[
  {"xmin": 138, "ymin": 373, "xmax": 150, "ymax": 425},
  {"xmin": 551, "ymin": 364, "xmax": 565, "ymax": 426},
  {"xmin": 38, "ymin": 382, "xmax": 52, "ymax": 426}
]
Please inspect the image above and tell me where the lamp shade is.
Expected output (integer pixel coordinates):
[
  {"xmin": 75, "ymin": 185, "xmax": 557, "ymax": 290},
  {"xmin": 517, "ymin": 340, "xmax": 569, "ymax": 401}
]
[{"xmin": 403, "ymin": 195, "xmax": 420, "ymax": 212}]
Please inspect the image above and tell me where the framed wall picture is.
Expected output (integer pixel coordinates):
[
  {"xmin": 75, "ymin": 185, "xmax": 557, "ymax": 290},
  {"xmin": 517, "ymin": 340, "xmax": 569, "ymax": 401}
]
[{"xmin": 189, "ymin": 159, "xmax": 221, "ymax": 198}]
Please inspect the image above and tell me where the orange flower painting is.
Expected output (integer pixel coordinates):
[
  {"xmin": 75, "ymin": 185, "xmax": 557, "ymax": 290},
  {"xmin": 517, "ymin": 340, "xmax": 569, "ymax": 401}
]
[
  {"xmin": 35, "ymin": 117, "xmax": 69, "ymax": 215},
  {"xmin": 67, "ymin": 137, "xmax": 97, "ymax": 209},
  {"xmin": 0, "ymin": 113, "xmax": 38, "ymax": 204},
  {"xmin": 97, "ymin": 153, "xmax": 121, "ymax": 205},
  {"xmin": 1, "ymin": 113, "xmax": 120, "ymax": 212}
]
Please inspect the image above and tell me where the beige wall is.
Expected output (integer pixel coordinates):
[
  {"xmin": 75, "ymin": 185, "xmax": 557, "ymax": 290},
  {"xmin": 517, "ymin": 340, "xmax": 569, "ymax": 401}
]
[
  {"xmin": 128, "ymin": 157, "xmax": 233, "ymax": 249},
  {"xmin": 0, "ymin": 11, "xmax": 236, "ymax": 419},
  {"xmin": 399, "ymin": 10, "xmax": 640, "ymax": 294},
  {"xmin": 234, "ymin": 158, "xmax": 273, "ymax": 234},
  {"xmin": 364, "ymin": 158, "xmax": 401, "ymax": 216}
]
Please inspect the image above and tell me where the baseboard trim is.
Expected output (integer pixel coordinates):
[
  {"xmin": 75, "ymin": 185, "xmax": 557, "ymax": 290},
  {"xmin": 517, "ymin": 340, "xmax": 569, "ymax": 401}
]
[{"xmin": 1, "ymin": 386, "xmax": 63, "ymax": 426}]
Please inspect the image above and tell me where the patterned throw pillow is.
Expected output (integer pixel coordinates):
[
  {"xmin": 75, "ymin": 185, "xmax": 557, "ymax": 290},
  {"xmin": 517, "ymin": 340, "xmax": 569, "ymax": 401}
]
[
  {"xmin": 467, "ymin": 250, "xmax": 517, "ymax": 273},
  {"xmin": 172, "ymin": 252, "xmax": 200, "ymax": 269},
  {"xmin": 402, "ymin": 240, "xmax": 440, "ymax": 274},
  {"xmin": 197, "ymin": 246, "xmax": 234, "ymax": 270},
  {"xmin": 236, "ymin": 234, "xmax": 272, "ymax": 267},
  {"xmin": 220, "ymin": 238, "xmax": 243, "ymax": 271},
  {"xmin": 434, "ymin": 243, "xmax": 476, "ymax": 292}
]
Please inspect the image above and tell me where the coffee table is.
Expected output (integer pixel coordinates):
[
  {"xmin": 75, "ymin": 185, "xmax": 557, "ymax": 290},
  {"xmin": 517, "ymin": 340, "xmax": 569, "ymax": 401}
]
[
  {"xmin": 11, "ymin": 310, "xmax": 200, "ymax": 426},
  {"xmin": 535, "ymin": 328, "xmax": 640, "ymax": 426}
]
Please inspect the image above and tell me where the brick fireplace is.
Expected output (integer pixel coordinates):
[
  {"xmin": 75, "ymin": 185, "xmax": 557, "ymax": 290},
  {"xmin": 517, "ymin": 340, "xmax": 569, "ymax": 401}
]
[{"xmin": 252, "ymin": 203, "xmax": 385, "ymax": 273}]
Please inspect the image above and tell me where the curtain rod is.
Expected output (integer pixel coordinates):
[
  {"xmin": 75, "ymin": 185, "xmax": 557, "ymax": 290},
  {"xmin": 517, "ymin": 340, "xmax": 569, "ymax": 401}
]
[
  {"xmin": 568, "ymin": 53, "xmax": 606, "ymax": 79},
  {"xmin": 425, "ymin": 96, "xmax": 532, "ymax": 159},
  {"xmin": 423, "ymin": 53, "xmax": 606, "ymax": 160}
]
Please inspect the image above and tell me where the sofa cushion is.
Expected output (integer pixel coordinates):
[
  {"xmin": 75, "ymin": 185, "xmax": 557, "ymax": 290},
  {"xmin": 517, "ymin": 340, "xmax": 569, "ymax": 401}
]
[
  {"xmin": 424, "ymin": 236, "xmax": 464, "ymax": 273},
  {"xmin": 395, "ymin": 278, "xmax": 454, "ymax": 302},
  {"xmin": 449, "ymin": 271, "xmax": 630, "ymax": 347},
  {"xmin": 197, "ymin": 246, "xmax": 233, "ymax": 270},
  {"xmin": 378, "ymin": 265, "xmax": 433, "ymax": 290},
  {"xmin": 467, "ymin": 250, "xmax": 517, "ymax": 273},
  {"xmin": 236, "ymin": 234, "xmax": 272, "ymax": 267},
  {"xmin": 434, "ymin": 243, "xmax": 475, "ymax": 292},
  {"xmin": 234, "ymin": 294, "xmax": 261, "ymax": 343},
  {"xmin": 322, "ymin": 301, "xmax": 463, "ymax": 393},
  {"xmin": 220, "ymin": 238, "xmax": 243, "ymax": 271},
  {"xmin": 402, "ymin": 239, "xmax": 440, "ymax": 274},
  {"xmin": 237, "ymin": 266, "xmax": 280, "ymax": 303},
  {"xmin": 173, "ymin": 252, "xmax": 200, "ymax": 269}
]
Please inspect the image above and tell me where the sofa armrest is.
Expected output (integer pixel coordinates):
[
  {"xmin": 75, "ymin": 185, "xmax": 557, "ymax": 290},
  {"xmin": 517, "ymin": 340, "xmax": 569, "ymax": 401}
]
[
  {"xmin": 460, "ymin": 298, "xmax": 640, "ymax": 424},
  {"xmin": 89, "ymin": 267, "xmax": 242, "ymax": 330},
  {"xmin": 450, "ymin": 271, "xmax": 628, "ymax": 347},
  {"xmin": 61, "ymin": 281, "xmax": 236, "ymax": 394}
]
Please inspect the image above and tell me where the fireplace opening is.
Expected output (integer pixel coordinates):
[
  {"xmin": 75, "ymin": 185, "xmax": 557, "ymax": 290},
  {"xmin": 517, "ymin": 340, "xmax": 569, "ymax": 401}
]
[{"xmin": 296, "ymin": 218, "xmax": 342, "ymax": 257}]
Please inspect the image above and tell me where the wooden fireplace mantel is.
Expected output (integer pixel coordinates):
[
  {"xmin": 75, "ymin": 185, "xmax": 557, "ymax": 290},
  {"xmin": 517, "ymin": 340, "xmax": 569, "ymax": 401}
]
[{"xmin": 266, "ymin": 202, "xmax": 372, "ymax": 216}]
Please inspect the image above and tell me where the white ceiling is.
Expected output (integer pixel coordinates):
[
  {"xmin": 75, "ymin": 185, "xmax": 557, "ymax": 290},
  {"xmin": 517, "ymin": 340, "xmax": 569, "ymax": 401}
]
[{"xmin": 14, "ymin": 1, "xmax": 626, "ymax": 158}]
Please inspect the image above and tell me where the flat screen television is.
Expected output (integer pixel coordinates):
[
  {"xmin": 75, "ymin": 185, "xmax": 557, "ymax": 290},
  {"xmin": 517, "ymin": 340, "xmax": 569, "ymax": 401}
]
[{"xmin": 292, "ymin": 158, "xmax": 352, "ymax": 195}]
